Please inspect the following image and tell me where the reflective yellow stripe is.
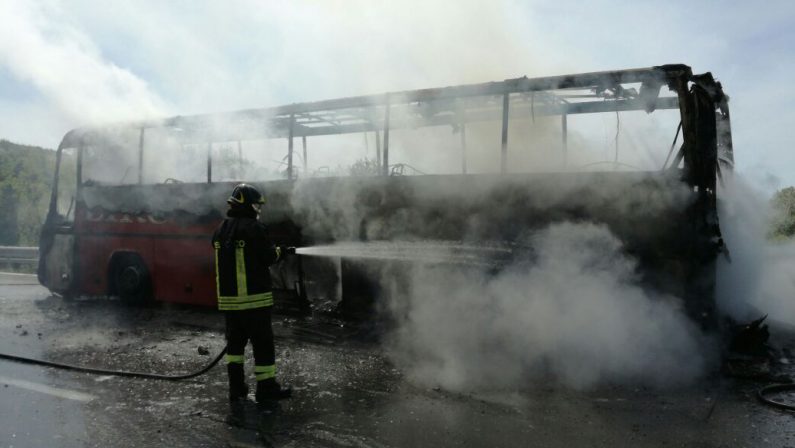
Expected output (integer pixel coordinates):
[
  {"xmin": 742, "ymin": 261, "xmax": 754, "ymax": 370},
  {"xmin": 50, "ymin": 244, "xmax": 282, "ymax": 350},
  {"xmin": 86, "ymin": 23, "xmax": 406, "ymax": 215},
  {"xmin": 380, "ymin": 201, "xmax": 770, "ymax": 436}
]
[
  {"xmin": 217, "ymin": 291, "xmax": 273, "ymax": 302},
  {"xmin": 217, "ymin": 292, "xmax": 273, "ymax": 311},
  {"xmin": 218, "ymin": 300, "xmax": 272, "ymax": 311},
  {"xmin": 226, "ymin": 354, "xmax": 244, "ymax": 364},
  {"xmin": 235, "ymin": 243, "xmax": 247, "ymax": 296},
  {"xmin": 255, "ymin": 365, "xmax": 276, "ymax": 381},
  {"xmin": 218, "ymin": 298, "xmax": 272, "ymax": 305},
  {"xmin": 219, "ymin": 301, "xmax": 271, "ymax": 310},
  {"xmin": 213, "ymin": 242, "xmax": 221, "ymax": 298}
]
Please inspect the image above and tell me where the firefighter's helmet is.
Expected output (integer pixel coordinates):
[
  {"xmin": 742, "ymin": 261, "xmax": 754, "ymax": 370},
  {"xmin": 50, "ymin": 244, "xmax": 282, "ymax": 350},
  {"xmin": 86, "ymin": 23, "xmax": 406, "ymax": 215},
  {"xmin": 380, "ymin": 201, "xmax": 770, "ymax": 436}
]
[{"xmin": 227, "ymin": 184, "xmax": 265, "ymax": 209}]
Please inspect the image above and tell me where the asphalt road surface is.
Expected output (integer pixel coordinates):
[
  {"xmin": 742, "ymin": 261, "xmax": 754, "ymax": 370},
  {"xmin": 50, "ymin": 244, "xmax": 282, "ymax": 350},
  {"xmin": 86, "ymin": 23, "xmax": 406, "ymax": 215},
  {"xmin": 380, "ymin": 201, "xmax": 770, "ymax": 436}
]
[{"xmin": 1, "ymin": 272, "xmax": 795, "ymax": 447}]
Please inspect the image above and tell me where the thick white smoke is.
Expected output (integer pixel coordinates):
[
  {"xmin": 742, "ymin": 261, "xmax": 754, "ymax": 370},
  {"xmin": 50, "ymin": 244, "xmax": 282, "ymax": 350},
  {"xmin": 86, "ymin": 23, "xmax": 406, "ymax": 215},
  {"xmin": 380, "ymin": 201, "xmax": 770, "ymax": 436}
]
[
  {"xmin": 717, "ymin": 173, "xmax": 795, "ymax": 327},
  {"xmin": 385, "ymin": 222, "xmax": 709, "ymax": 390},
  {"xmin": 0, "ymin": 1, "xmax": 168, "ymax": 127},
  {"xmin": 0, "ymin": 0, "xmax": 572, "ymax": 148}
]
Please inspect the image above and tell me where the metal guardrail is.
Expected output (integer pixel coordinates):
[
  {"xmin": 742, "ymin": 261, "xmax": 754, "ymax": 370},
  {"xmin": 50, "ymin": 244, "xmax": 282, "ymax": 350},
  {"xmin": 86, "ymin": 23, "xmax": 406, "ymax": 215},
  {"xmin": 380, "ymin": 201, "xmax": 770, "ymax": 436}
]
[{"xmin": 0, "ymin": 246, "xmax": 39, "ymax": 265}]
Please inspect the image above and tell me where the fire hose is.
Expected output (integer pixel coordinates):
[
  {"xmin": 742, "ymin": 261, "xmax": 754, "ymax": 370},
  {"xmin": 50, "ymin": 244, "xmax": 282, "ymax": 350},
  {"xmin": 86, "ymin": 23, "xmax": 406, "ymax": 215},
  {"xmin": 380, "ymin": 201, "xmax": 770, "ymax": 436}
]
[
  {"xmin": 758, "ymin": 383, "xmax": 795, "ymax": 412},
  {"xmin": 0, "ymin": 345, "xmax": 227, "ymax": 381},
  {"xmin": 2, "ymin": 332, "xmax": 795, "ymax": 410}
]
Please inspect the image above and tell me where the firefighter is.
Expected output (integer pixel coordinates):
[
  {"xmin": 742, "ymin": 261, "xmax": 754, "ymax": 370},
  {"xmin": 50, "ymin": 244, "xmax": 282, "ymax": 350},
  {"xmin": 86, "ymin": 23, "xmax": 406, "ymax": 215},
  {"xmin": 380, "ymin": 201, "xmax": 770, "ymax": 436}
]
[{"xmin": 212, "ymin": 183, "xmax": 293, "ymax": 402}]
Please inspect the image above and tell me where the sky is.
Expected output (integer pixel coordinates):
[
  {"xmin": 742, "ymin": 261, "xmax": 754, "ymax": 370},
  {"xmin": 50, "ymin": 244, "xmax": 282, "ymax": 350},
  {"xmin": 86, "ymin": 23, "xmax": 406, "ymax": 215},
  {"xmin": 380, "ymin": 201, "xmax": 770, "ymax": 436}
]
[{"xmin": 0, "ymin": 0, "xmax": 794, "ymax": 190}]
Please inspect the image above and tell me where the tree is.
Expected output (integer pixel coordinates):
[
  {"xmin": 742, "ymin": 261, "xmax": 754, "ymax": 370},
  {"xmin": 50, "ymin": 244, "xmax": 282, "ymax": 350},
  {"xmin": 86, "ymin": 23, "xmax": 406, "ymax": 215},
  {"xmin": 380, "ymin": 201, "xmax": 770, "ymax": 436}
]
[
  {"xmin": 770, "ymin": 186, "xmax": 795, "ymax": 240},
  {"xmin": 0, "ymin": 139, "xmax": 56, "ymax": 246},
  {"xmin": 0, "ymin": 184, "xmax": 18, "ymax": 245}
]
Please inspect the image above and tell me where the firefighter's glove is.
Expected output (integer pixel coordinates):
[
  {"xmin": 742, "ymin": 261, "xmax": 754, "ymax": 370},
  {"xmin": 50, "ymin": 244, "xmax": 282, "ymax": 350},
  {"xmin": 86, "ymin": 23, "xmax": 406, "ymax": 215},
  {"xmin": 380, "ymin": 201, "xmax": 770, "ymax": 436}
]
[{"xmin": 286, "ymin": 246, "xmax": 296, "ymax": 255}]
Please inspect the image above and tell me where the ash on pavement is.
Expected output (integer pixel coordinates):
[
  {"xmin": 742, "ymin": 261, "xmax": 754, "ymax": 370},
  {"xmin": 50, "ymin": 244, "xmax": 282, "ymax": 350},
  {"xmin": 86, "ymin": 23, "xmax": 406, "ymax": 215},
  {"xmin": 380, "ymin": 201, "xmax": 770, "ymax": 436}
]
[{"xmin": 1, "ymin": 275, "xmax": 795, "ymax": 447}]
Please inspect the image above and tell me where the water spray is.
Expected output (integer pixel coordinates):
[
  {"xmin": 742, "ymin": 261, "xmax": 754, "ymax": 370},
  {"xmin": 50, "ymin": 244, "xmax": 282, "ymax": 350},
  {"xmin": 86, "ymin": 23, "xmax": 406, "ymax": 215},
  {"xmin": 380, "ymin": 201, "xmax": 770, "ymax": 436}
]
[{"xmin": 295, "ymin": 240, "xmax": 517, "ymax": 268}]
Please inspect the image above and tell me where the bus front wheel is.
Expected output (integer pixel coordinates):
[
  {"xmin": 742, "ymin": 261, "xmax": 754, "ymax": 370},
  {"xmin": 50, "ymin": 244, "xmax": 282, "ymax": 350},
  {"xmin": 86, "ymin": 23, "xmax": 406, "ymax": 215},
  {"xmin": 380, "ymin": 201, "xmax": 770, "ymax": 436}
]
[{"xmin": 112, "ymin": 254, "xmax": 152, "ymax": 305}]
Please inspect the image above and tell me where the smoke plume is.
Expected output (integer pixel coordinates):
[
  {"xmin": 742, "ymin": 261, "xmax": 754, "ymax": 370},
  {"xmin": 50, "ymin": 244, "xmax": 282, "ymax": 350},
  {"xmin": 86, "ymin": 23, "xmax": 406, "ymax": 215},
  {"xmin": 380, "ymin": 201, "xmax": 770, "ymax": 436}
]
[
  {"xmin": 384, "ymin": 222, "xmax": 709, "ymax": 390},
  {"xmin": 717, "ymin": 173, "xmax": 795, "ymax": 328},
  {"xmin": 0, "ymin": 1, "xmax": 168, "ymax": 127}
]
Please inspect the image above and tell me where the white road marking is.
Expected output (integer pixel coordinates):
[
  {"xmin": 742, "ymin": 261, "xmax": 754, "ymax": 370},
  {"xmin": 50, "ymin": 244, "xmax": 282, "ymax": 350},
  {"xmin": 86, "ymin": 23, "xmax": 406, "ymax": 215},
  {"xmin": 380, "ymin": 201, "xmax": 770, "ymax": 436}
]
[{"xmin": 0, "ymin": 375, "xmax": 96, "ymax": 402}]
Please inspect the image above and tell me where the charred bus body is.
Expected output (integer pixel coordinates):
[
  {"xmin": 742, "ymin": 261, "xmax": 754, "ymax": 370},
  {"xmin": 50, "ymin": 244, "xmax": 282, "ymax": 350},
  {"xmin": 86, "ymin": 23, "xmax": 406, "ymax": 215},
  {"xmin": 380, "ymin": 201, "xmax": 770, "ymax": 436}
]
[{"xmin": 38, "ymin": 64, "xmax": 732, "ymax": 326}]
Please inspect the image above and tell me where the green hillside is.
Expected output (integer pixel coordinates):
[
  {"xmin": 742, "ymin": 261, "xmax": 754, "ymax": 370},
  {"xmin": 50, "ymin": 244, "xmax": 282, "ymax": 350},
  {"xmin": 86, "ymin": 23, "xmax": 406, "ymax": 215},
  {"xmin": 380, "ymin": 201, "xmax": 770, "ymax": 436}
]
[{"xmin": 0, "ymin": 139, "xmax": 56, "ymax": 246}]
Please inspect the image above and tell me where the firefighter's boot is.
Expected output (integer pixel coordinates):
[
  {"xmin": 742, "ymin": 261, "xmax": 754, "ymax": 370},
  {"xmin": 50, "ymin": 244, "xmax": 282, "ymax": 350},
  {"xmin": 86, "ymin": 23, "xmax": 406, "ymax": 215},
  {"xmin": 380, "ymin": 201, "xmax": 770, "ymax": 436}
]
[
  {"xmin": 227, "ymin": 364, "xmax": 249, "ymax": 401},
  {"xmin": 255, "ymin": 378, "xmax": 292, "ymax": 402}
]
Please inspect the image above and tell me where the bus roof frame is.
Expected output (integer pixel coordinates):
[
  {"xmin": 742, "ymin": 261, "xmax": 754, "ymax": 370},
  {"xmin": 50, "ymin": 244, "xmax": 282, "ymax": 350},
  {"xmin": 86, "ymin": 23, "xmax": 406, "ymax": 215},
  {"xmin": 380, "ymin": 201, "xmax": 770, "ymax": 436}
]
[
  {"xmin": 60, "ymin": 64, "xmax": 697, "ymax": 146},
  {"xmin": 57, "ymin": 63, "xmax": 732, "ymax": 196}
]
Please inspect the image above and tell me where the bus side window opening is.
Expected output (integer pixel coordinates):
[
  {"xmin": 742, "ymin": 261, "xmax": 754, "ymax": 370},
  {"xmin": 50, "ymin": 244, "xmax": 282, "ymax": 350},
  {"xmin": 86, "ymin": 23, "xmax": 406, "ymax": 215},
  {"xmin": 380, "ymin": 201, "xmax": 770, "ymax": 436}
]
[{"xmin": 56, "ymin": 147, "xmax": 78, "ymax": 222}]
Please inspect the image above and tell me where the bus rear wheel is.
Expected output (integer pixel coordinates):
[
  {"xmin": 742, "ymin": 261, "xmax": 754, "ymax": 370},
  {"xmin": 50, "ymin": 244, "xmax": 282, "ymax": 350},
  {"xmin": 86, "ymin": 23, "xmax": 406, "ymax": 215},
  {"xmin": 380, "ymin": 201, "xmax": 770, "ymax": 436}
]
[{"xmin": 112, "ymin": 255, "xmax": 152, "ymax": 305}]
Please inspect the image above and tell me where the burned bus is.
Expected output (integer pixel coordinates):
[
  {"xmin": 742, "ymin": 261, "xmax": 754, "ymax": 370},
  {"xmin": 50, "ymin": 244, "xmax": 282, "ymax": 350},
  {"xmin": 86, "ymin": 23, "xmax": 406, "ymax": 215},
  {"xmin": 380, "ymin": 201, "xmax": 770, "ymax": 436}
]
[{"xmin": 38, "ymin": 64, "xmax": 732, "ymax": 326}]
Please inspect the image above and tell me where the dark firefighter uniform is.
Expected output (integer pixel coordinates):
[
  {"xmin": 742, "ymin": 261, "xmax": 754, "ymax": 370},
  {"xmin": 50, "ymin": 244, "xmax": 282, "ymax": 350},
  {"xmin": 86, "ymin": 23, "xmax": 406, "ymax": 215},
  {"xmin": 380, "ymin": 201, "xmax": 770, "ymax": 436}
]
[{"xmin": 212, "ymin": 183, "xmax": 292, "ymax": 402}]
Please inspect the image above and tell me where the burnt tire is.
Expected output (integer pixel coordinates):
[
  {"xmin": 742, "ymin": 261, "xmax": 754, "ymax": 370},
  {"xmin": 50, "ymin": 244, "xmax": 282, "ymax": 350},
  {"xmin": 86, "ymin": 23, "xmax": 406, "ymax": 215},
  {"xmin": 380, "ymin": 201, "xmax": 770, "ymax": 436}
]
[{"xmin": 113, "ymin": 254, "xmax": 152, "ymax": 305}]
